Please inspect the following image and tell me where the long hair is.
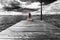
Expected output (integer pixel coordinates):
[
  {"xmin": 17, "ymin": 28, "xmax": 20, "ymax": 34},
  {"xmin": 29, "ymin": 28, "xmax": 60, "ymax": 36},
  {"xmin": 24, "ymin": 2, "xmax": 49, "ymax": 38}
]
[{"xmin": 28, "ymin": 13, "xmax": 32, "ymax": 19}]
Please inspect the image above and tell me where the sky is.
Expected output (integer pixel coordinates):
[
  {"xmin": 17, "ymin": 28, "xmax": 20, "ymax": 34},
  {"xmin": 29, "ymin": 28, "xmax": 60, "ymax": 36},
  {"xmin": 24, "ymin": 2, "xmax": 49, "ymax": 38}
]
[{"xmin": 0, "ymin": 0, "xmax": 60, "ymax": 15}]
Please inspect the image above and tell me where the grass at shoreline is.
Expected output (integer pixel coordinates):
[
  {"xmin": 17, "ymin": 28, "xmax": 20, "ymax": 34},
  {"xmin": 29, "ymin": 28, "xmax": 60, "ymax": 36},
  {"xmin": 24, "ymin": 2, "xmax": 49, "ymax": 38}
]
[
  {"xmin": 0, "ymin": 15, "xmax": 26, "ymax": 32},
  {"xmin": 43, "ymin": 14, "xmax": 60, "ymax": 28},
  {"xmin": 32, "ymin": 14, "xmax": 60, "ymax": 28}
]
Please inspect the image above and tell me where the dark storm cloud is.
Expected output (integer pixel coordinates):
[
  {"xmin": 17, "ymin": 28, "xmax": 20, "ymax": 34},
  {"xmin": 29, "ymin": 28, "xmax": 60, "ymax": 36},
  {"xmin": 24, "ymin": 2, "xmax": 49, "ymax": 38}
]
[
  {"xmin": 37, "ymin": 0, "xmax": 57, "ymax": 5},
  {"xmin": 20, "ymin": 0, "xmax": 57, "ymax": 5},
  {"xmin": 20, "ymin": 0, "xmax": 37, "ymax": 2}
]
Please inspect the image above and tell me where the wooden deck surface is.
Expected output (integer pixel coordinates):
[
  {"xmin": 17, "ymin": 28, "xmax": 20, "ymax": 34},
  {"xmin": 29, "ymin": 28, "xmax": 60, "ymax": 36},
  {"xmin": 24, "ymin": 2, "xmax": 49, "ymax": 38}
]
[{"xmin": 0, "ymin": 20, "xmax": 60, "ymax": 40}]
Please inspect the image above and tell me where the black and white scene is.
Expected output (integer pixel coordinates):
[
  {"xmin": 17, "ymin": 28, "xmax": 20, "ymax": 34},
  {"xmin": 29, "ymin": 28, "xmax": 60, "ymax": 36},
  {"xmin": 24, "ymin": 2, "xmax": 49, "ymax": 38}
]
[{"xmin": 0, "ymin": 0, "xmax": 60, "ymax": 40}]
